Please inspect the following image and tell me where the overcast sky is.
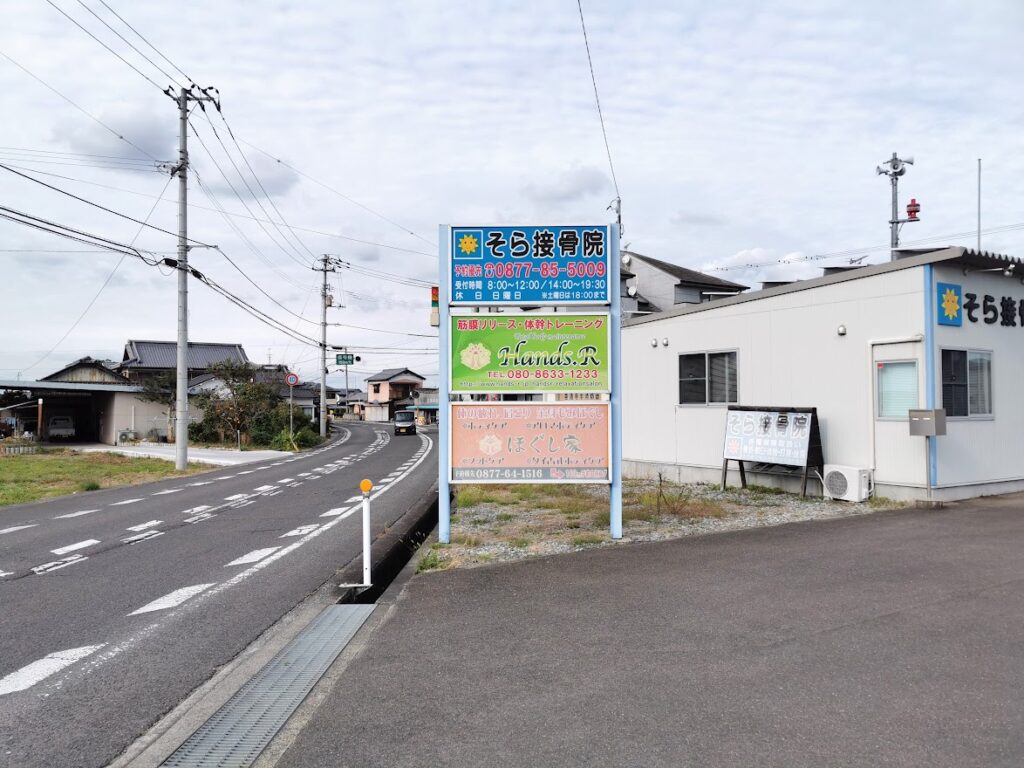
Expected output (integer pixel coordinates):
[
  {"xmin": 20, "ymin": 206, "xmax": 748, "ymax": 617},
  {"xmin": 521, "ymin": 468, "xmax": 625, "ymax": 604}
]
[{"xmin": 2, "ymin": 0, "xmax": 1023, "ymax": 389}]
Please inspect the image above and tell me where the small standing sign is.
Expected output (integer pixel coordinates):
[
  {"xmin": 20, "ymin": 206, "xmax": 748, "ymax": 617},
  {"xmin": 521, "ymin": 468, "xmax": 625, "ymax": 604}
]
[{"xmin": 721, "ymin": 406, "xmax": 824, "ymax": 496}]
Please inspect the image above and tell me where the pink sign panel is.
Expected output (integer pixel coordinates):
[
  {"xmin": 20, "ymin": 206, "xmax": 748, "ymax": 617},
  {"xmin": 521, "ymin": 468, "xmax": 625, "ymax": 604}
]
[{"xmin": 450, "ymin": 403, "xmax": 610, "ymax": 483}]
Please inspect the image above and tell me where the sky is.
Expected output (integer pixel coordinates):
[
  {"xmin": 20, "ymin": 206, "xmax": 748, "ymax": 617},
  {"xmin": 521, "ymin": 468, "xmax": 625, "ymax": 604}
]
[{"xmin": 2, "ymin": 0, "xmax": 1023, "ymax": 390}]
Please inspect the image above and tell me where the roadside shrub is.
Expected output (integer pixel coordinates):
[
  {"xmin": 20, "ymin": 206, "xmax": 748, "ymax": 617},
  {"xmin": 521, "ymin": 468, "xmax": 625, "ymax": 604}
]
[
  {"xmin": 188, "ymin": 420, "xmax": 218, "ymax": 443},
  {"xmin": 270, "ymin": 430, "xmax": 295, "ymax": 451},
  {"xmin": 294, "ymin": 427, "xmax": 321, "ymax": 449},
  {"xmin": 80, "ymin": 480, "xmax": 100, "ymax": 492},
  {"xmin": 248, "ymin": 411, "xmax": 277, "ymax": 446}
]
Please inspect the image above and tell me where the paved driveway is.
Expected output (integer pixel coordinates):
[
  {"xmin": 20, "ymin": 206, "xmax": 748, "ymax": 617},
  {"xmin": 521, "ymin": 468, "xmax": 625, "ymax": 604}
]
[{"xmin": 278, "ymin": 495, "xmax": 1024, "ymax": 768}]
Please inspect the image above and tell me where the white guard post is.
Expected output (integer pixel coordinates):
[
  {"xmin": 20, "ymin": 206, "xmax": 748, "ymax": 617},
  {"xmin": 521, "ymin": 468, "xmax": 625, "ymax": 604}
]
[{"xmin": 340, "ymin": 478, "xmax": 374, "ymax": 589}]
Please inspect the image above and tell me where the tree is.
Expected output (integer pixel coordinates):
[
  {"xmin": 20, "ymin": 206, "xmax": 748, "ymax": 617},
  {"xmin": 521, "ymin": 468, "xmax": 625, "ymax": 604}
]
[{"xmin": 192, "ymin": 361, "xmax": 280, "ymax": 443}]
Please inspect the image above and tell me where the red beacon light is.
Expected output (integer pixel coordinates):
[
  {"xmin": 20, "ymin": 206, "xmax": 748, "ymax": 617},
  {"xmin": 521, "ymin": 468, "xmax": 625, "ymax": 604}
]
[{"xmin": 906, "ymin": 198, "xmax": 921, "ymax": 221}]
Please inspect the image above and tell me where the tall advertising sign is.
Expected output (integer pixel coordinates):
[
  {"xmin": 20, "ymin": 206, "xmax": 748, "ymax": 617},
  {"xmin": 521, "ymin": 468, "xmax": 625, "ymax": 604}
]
[{"xmin": 439, "ymin": 224, "xmax": 621, "ymax": 542}]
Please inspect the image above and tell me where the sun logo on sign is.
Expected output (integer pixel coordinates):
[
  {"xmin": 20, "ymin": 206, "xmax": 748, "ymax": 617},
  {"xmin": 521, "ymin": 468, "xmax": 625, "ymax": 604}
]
[
  {"xmin": 458, "ymin": 233, "xmax": 479, "ymax": 255},
  {"xmin": 941, "ymin": 287, "xmax": 960, "ymax": 321}
]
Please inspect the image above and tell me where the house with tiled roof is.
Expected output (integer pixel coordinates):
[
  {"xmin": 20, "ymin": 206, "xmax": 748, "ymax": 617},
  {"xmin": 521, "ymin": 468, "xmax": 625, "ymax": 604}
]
[{"xmin": 117, "ymin": 340, "xmax": 250, "ymax": 383}]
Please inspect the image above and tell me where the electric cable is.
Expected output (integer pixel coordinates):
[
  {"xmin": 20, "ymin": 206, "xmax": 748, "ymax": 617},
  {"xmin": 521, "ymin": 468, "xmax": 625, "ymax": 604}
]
[
  {"xmin": 576, "ymin": 0, "xmax": 621, "ymax": 204},
  {"xmin": 96, "ymin": 0, "xmax": 192, "ymax": 84},
  {"xmin": 19, "ymin": 175, "xmax": 174, "ymax": 375},
  {"xmin": 72, "ymin": 0, "xmax": 182, "ymax": 87},
  {"xmin": 0, "ymin": 49, "xmax": 159, "ymax": 160},
  {"xmin": 44, "ymin": 0, "xmax": 165, "ymax": 91}
]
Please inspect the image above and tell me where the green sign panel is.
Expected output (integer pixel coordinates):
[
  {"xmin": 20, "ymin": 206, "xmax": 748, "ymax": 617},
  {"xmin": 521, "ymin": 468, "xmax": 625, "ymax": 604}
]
[
  {"xmin": 451, "ymin": 313, "xmax": 609, "ymax": 393},
  {"xmin": 336, "ymin": 354, "xmax": 354, "ymax": 365}
]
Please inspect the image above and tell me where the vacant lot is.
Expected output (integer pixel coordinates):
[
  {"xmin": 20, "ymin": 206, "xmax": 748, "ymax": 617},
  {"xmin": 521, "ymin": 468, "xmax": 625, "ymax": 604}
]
[
  {"xmin": 421, "ymin": 478, "xmax": 902, "ymax": 571},
  {"xmin": 0, "ymin": 449, "xmax": 209, "ymax": 507}
]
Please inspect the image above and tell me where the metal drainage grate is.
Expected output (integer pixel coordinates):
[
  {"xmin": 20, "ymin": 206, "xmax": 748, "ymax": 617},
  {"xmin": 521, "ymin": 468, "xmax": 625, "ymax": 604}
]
[{"xmin": 161, "ymin": 604, "xmax": 375, "ymax": 768}]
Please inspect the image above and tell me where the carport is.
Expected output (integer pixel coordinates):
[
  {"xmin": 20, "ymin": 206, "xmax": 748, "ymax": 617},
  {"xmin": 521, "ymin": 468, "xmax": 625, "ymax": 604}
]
[{"xmin": 0, "ymin": 379, "xmax": 142, "ymax": 443}]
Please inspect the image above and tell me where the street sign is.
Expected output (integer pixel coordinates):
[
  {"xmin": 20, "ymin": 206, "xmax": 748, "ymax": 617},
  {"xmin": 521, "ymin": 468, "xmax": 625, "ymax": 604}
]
[
  {"xmin": 449, "ymin": 225, "xmax": 612, "ymax": 305},
  {"xmin": 449, "ymin": 403, "xmax": 610, "ymax": 483},
  {"xmin": 336, "ymin": 354, "xmax": 355, "ymax": 365},
  {"xmin": 450, "ymin": 313, "xmax": 610, "ymax": 393},
  {"xmin": 285, "ymin": 372, "xmax": 299, "ymax": 387}
]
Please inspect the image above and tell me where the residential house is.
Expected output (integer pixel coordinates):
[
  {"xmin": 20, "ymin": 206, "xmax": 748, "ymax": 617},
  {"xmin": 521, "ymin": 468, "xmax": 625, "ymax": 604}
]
[
  {"xmin": 117, "ymin": 340, "xmax": 250, "ymax": 383},
  {"xmin": 365, "ymin": 368, "xmax": 425, "ymax": 422},
  {"xmin": 622, "ymin": 251, "xmax": 747, "ymax": 313}
]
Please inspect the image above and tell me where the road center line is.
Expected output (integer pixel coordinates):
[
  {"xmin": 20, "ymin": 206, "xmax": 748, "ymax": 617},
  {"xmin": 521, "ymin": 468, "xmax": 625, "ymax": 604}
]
[
  {"xmin": 53, "ymin": 510, "xmax": 99, "ymax": 519},
  {"xmin": 151, "ymin": 488, "xmax": 183, "ymax": 496},
  {"xmin": 0, "ymin": 644, "xmax": 107, "ymax": 696},
  {"xmin": 51, "ymin": 539, "xmax": 100, "ymax": 555},
  {"xmin": 126, "ymin": 520, "xmax": 162, "ymax": 532},
  {"xmin": 0, "ymin": 525, "xmax": 38, "ymax": 535},
  {"xmin": 111, "ymin": 498, "xmax": 143, "ymax": 506},
  {"xmin": 129, "ymin": 583, "xmax": 216, "ymax": 615},
  {"xmin": 32, "ymin": 555, "xmax": 88, "ymax": 574}
]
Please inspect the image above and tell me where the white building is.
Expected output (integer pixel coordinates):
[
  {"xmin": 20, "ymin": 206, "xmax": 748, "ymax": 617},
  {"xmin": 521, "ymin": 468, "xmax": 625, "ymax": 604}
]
[{"xmin": 622, "ymin": 246, "xmax": 1024, "ymax": 502}]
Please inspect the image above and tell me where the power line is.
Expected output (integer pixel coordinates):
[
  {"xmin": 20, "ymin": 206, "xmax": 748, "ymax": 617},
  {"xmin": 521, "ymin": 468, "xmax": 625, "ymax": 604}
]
[
  {"xmin": 20, "ymin": 175, "xmax": 174, "ymax": 375},
  {"xmin": 72, "ymin": 0, "xmax": 182, "ymax": 87},
  {"xmin": 96, "ymin": 0, "xmax": 192, "ymax": 84},
  {"xmin": 238, "ymin": 137, "xmax": 435, "ymax": 249},
  {"xmin": 0, "ymin": 49, "xmax": 159, "ymax": 160},
  {"xmin": 0, "ymin": 162, "xmax": 209, "ymax": 245},
  {"xmin": 1, "ymin": 162, "xmax": 435, "ymax": 257},
  {"xmin": 576, "ymin": 0, "xmax": 621, "ymax": 207},
  {"xmin": 213, "ymin": 106, "xmax": 319, "ymax": 263},
  {"xmin": 0, "ymin": 146, "xmax": 158, "ymax": 163},
  {"xmin": 43, "ymin": 0, "xmax": 165, "ymax": 91},
  {"xmin": 187, "ymin": 119, "xmax": 312, "ymax": 269}
]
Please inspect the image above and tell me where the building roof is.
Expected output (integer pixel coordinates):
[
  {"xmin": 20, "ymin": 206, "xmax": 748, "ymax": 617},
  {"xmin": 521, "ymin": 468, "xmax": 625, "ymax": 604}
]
[
  {"xmin": 365, "ymin": 367, "xmax": 426, "ymax": 383},
  {"xmin": 119, "ymin": 340, "xmax": 250, "ymax": 370},
  {"xmin": 41, "ymin": 357, "xmax": 128, "ymax": 383},
  {"xmin": 626, "ymin": 251, "xmax": 748, "ymax": 291},
  {"xmin": 625, "ymin": 246, "xmax": 1023, "ymax": 327},
  {"xmin": 0, "ymin": 379, "xmax": 142, "ymax": 394}
]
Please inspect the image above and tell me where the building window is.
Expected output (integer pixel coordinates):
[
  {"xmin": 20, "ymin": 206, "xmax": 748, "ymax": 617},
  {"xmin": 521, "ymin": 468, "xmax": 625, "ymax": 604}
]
[
  {"xmin": 372, "ymin": 383, "xmax": 380, "ymax": 394},
  {"xmin": 876, "ymin": 361, "xmax": 918, "ymax": 418},
  {"xmin": 942, "ymin": 349, "xmax": 992, "ymax": 417},
  {"xmin": 679, "ymin": 351, "xmax": 738, "ymax": 405}
]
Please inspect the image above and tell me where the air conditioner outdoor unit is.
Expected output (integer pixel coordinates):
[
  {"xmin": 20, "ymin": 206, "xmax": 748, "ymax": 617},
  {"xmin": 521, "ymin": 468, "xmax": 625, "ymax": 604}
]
[{"xmin": 822, "ymin": 465, "xmax": 873, "ymax": 502}]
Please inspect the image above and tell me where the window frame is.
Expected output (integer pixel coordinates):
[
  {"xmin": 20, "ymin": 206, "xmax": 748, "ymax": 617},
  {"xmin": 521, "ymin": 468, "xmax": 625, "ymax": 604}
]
[
  {"xmin": 874, "ymin": 358, "xmax": 919, "ymax": 421},
  {"xmin": 677, "ymin": 349, "xmax": 739, "ymax": 407},
  {"xmin": 940, "ymin": 347, "xmax": 994, "ymax": 420}
]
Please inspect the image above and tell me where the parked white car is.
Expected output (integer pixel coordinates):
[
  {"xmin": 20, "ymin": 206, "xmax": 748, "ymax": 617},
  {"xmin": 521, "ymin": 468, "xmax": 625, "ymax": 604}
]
[{"xmin": 48, "ymin": 416, "xmax": 76, "ymax": 439}]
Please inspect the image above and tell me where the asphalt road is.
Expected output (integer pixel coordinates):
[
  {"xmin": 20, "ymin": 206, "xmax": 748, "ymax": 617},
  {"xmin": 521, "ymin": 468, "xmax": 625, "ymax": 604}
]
[
  {"xmin": 0, "ymin": 422, "xmax": 436, "ymax": 768},
  {"xmin": 277, "ymin": 495, "xmax": 1024, "ymax": 768}
]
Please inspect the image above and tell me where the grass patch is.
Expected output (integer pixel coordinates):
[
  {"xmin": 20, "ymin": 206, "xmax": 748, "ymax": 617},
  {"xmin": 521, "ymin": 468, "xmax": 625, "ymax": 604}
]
[
  {"xmin": 495, "ymin": 512, "xmax": 515, "ymax": 523},
  {"xmin": 508, "ymin": 537, "xmax": 530, "ymax": 549},
  {"xmin": 456, "ymin": 485, "xmax": 518, "ymax": 507},
  {"xmin": 452, "ymin": 533, "xmax": 483, "ymax": 547},
  {"xmin": 868, "ymin": 495, "xmax": 899, "ymax": 508},
  {"xmin": 416, "ymin": 547, "xmax": 450, "ymax": 573},
  {"xmin": 746, "ymin": 484, "xmax": 787, "ymax": 495},
  {"xmin": 0, "ymin": 450, "xmax": 208, "ymax": 507},
  {"xmin": 571, "ymin": 534, "xmax": 604, "ymax": 546}
]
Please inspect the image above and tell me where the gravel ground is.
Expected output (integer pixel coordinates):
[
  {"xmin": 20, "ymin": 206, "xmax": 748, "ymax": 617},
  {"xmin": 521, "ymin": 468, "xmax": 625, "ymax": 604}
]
[{"xmin": 421, "ymin": 479, "xmax": 904, "ymax": 571}]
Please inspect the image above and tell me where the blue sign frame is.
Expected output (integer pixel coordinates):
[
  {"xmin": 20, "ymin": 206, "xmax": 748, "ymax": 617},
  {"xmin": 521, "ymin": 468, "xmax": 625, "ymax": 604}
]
[{"xmin": 450, "ymin": 225, "xmax": 612, "ymax": 306}]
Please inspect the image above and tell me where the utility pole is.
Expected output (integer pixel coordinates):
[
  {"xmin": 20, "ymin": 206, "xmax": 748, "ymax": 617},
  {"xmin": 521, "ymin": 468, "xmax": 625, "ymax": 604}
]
[
  {"xmin": 313, "ymin": 255, "xmax": 337, "ymax": 438},
  {"xmin": 876, "ymin": 152, "xmax": 918, "ymax": 258},
  {"xmin": 166, "ymin": 84, "xmax": 216, "ymax": 470}
]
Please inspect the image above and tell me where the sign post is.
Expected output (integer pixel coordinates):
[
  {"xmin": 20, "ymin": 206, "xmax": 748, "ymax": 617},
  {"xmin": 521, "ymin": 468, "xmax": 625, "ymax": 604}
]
[
  {"xmin": 439, "ymin": 224, "xmax": 621, "ymax": 542},
  {"xmin": 285, "ymin": 372, "xmax": 299, "ymax": 442}
]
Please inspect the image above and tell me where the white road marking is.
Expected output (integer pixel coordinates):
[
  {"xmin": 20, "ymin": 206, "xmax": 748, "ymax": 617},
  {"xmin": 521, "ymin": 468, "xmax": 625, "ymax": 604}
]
[
  {"xmin": 225, "ymin": 547, "xmax": 281, "ymax": 566},
  {"xmin": 188, "ymin": 481, "xmax": 213, "ymax": 487},
  {"xmin": 277, "ymin": 478, "xmax": 294, "ymax": 484},
  {"xmin": 298, "ymin": 472, "xmax": 312, "ymax": 477},
  {"xmin": 224, "ymin": 494, "xmax": 248, "ymax": 501},
  {"xmin": 345, "ymin": 495, "xmax": 362, "ymax": 502},
  {"xmin": 213, "ymin": 475, "xmax": 234, "ymax": 480},
  {"xmin": 184, "ymin": 512, "xmax": 214, "ymax": 524},
  {"xmin": 122, "ymin": 531, "xmax": 163, "ymax": 544},
  {"xmin": 253, "ymin": 485, "xmax": 276, "ymax": 492},
  {"xmin": 0, "ymin": 569, "xmax": 13, "ymax": 578},
  {"xmin": 50, "ymin": 539, "xmax": 100, "ymax": 555},
  {"xmin": 180, "ymin": 505, "xmax": 211, "ymax": 516},
  {"xmin": 128, "ymin": 583, "xmax": 216, "ymax": 615},
  {"xmin": 35, "ymin": 431, "xmax": 429, "ymax": 687},
  {"xmin": 320, "ymin": 507, "xmax": 351, "ymax": 518},
  {"xmin": 32, "ymin": 555, "xmax": 87, "ymax": 574},
  {"xmin": 236, "ymin": 470, "xmax": 255, "ymax": 475},
  {"xmin": 280, "ymin": 524, "xmax": 319, "ymax": 538},
  {"xmin": 126, "ymin": 520, "xmax": 162, "ymax": 532},
  {"xmin": 111, "ymin": 498, "xmax": 142, "ymax": 506},
  {"xmin": 151, "ymin": 488, "xmax": 183, "ymax": 496},
  {"xmin": 0, "ymin": 644, "xmax": 106, "ymax": 696},
  {"xmin": 53, "ymin": 510, "xmax": 99, "ymax": 519},
  {"xmin": 0, "ymin": 525, "xmax": 37, "ymax": 535}
]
